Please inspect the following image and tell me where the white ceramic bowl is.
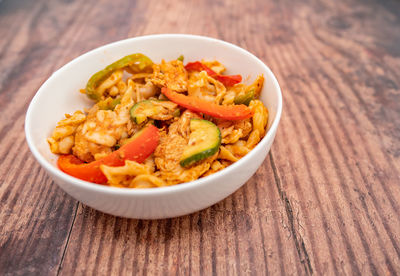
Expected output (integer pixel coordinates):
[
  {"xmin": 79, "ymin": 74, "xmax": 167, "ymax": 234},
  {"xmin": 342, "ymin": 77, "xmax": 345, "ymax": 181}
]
[{"xmin": 25, "ymin": 34, "xmax": 282, "ymax": 219}]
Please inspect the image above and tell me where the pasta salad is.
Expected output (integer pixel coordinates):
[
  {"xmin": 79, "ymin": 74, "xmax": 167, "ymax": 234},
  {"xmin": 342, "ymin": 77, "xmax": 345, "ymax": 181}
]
[{"xmin": 47, "ymin": 54, "xmax": 268, "ymax": 188}]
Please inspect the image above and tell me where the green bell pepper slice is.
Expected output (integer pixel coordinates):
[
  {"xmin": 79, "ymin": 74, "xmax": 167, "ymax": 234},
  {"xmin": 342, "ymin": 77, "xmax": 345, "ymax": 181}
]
[
  {"xmin": 234, "ymin": 89, "xmax": 255, "ymax": 106},
  {"xmin": 85, "ymin": 53, "xmax": 153, "ymax": 101}
]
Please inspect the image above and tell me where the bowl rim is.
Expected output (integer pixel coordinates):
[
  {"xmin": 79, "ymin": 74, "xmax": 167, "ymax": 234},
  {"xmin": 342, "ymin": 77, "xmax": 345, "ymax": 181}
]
[{"xmin": 25, "ymin": 33, "xmax": 282, "ymax": 196}]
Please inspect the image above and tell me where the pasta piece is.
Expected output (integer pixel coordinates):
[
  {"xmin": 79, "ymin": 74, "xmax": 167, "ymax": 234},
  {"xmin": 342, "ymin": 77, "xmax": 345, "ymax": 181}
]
[
  {"xmin": 207, "ymin": 74, "xmax": 226, "ymax": 104},
  {"xmin": 202, "ymin": 160, "xmax": 230, "ymax": 177},
  {"xmin": 218, "ymin": 146, "xmax": 239, "ymax": 162},
  {"xmin": 100, "ymin": 160, "xmax": 150, "ymax": 187},
  {"xmin": 144, "ymin": 155, "xmax": 156, "ymax": 173},
  {"xmin": 57, "ymin": 136, "xmax": 75, "ymax": 154},
  {"xmin": 117, "ymin": 80, "xmax": 127, "ymax": 96},
  {"xmin": 96, "ymin": 70, "xmax": 124, "ymax": 98},
  {"xmin": 222, "ymin": 128, "xmax": 242, "ymax": 144},
  {"xmin": 131, "ymin": 175, "xmax": 168, "ymax": 188},
  {"xmin": 108, "ymin": 85, "xmax": 119, "ymax": 96},
  {"xmin": 246, "ymin": 129, "xmax": 260, "ymax": 149},
  {"xmin": 226, "ymin": 140, "xmax": 251, "ymax": 157},
  {"xmin": 187, "ymin": 71, "xmax": 226, "ymax": 104},
  {"xmin": 56, "ymin": 111, "xmax": 86, "ymax": 127},
  {"xmin": 246, "ymin": 99, "xmax": 269, "ymax": 149},
  {"xmin": 47, "ymin": 111, "xmax": 86, "ymax": 154},
  {"xmin": 247, "ymin": 75, "xmax": 264, "ymax": 97},
  {"xmin": 136, "ymin": 81, "xmax": 158, "ymax": 100},
  {"xmin": 202, "ymin": 60, "xmax": 226, "ymax": 74},
  {"xmin": 249, "ymin": 99, "xmax": 268, "ymax": 137}
]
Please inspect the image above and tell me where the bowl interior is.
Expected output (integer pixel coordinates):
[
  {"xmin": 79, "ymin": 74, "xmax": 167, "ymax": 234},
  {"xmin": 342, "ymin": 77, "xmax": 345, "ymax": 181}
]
[{"xmin": 26, "ymin": 34, "xmax": 281, "ymax": 182}]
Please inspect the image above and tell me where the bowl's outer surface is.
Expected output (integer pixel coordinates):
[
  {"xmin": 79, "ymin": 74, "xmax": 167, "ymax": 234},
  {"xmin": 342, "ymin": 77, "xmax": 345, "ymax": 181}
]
[{"xmin": 25, "ymin": 34, "xmax": 282, "ymax": 219}]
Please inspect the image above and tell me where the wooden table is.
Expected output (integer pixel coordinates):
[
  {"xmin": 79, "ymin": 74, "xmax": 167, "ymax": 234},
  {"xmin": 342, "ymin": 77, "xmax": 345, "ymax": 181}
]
[{"xmin": 1, "ymin": 0, "xmax": 400, "ymax": 274}]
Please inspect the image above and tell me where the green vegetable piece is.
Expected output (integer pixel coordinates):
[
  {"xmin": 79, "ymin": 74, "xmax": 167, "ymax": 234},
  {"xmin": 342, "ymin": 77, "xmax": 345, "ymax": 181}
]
[
  {"xmin": 97, "ymin": 97, "xmax": 121, "ymax": 110},
  {"xmin": 177, "ymin": 55, "xmax": 184, "ymax": 62},
  {"xmin": 180, "ymin": 119, "xmax": 221, "ymax": 167},
  {"xmin": 234, "ymin": 89, "xmax": 255, "ymax": 106},
  {"xmin": 130, "ymin": 100, "xmax": 163, "ymax": 124},
  {"xmin": 126, "ymin": 54, "xmax": 154, "ymax": 74},
  {"xmin": 86, "ymin": 53, "xmax": 153, "ymax": 101}
]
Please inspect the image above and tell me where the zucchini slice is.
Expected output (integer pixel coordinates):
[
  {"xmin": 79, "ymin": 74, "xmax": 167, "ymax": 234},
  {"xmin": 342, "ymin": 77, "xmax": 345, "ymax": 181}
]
[
  {"xmin": 130, "ymin": 100, "xmax": 164, "ymax": 124},
  {"xmin": 180, "ymin": 119, "xmax": 221, "ymax": 167}
]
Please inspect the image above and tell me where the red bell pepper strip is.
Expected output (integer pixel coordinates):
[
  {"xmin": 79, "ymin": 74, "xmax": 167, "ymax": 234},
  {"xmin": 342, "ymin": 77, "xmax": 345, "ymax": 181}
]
[
  {"xmin": 185, "ymin": 61, "xmax": 216, "ymax": 76},
  {"xmin": 184, "ymin": 61, "xmax": 242, "ymax": 87},
  {"xmin": 216, "ymin": 74, "xmax": 242, "ymax": 87},
  {"xmin": 58, "ymin": 125, "xmax": 159, "ymax": 184},
  {"xmin": 161, "ymin": 87, "xmax": 253, "ymax": 120}
]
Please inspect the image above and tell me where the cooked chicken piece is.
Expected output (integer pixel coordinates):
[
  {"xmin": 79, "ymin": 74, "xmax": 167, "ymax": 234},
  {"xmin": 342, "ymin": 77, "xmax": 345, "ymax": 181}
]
[
  {"xmin": 73, "ymin": 125, "xmax": 113, "ymax": 162},
  {"xmin": 154, "ymin": 121, "xmax": 188, "ymax": 172},
  {"xmin": 154, "ymin": 110, "xmax": 215, "ymax": 185},
  {"xmin": 149, "ymin": 60, "xmax": 188, "ymax": 92}
]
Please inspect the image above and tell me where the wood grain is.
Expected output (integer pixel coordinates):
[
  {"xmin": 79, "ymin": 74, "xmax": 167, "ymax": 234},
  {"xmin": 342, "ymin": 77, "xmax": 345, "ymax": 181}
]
[{"xmin": 0, "ymin": 0, "xmax": 399, "ymax": 275}]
